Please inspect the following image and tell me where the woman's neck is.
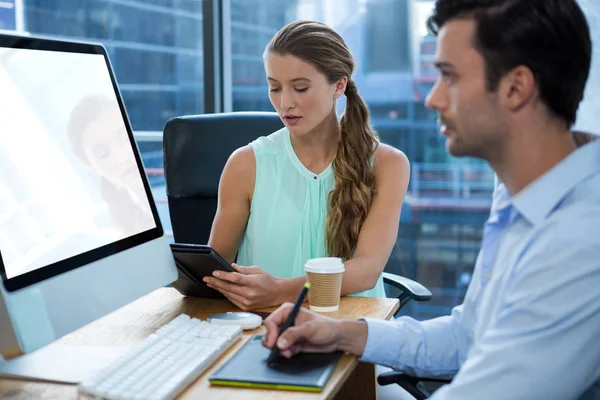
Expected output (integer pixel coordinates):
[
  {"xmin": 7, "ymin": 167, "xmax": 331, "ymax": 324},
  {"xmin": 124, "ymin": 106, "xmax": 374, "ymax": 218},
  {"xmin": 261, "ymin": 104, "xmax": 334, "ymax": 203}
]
[{"xmin": 290, "ymin": 110, "xmax": 340, "ymax": 172}]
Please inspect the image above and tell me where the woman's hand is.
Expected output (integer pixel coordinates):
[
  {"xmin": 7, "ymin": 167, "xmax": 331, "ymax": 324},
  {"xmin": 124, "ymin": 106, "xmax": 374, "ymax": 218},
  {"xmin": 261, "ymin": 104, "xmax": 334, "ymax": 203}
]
[{"xmin": 203, "ymin": 263, "xmax": 283, "ymax": 310}]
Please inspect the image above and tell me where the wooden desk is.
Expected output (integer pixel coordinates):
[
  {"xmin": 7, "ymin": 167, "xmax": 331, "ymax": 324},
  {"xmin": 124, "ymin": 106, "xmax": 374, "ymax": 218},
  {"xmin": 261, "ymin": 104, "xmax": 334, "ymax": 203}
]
[{"xmin": 0, "ymin": 288, "xmax": 398, "ymax": 400}]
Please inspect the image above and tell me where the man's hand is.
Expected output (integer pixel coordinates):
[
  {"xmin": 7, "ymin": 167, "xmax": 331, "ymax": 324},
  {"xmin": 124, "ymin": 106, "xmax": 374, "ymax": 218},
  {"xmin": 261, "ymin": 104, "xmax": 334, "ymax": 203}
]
[
  {"xmin": 203, "ymin": 263, "xmax": 282, "ymax": 310},
  {"xmin": 262, "ymin": 303, "xmax": 369, "ymax": 358}
]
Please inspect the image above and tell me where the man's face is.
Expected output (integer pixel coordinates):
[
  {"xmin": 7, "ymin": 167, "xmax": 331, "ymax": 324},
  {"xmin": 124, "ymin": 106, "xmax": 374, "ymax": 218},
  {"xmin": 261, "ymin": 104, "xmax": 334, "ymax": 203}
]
[{"xmin": 425, "ymin": 19, "xmax": 507, "ymax": 159}]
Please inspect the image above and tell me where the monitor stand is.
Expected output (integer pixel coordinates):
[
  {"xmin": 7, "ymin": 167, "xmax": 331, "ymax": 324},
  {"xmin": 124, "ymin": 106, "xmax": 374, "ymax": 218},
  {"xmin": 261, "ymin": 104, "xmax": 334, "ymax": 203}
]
[{"xmin": 0, "ymin": 342, "xmax": 126, "ymax": 384}]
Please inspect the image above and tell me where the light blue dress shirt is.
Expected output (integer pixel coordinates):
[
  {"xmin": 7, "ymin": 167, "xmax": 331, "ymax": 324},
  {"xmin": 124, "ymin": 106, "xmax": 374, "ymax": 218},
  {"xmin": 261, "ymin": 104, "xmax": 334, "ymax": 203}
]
[{"xmin": 361, "ymin": 139, "xmax": 600, "ymax": 399}]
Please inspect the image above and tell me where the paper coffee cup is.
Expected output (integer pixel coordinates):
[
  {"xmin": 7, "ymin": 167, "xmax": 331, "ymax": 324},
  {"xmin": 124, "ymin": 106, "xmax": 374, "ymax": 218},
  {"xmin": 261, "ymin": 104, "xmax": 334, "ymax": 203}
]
[{"xmin": 304, "ymin": 257, "xmax": 345, "ymax": 312}]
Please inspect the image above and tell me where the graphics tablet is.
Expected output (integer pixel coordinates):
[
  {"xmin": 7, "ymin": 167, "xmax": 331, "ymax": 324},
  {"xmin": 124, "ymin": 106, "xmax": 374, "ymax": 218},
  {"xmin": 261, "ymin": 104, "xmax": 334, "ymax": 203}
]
[{"xmin": 210, "ymin": 334, "xmax": 342, "ymax": 392}]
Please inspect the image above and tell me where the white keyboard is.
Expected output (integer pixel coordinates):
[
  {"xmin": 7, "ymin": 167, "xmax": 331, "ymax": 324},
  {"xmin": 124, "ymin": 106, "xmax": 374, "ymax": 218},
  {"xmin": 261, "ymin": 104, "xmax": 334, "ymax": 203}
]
[{"xmin": 78, "ymin": 314, "xmax": 242, "ymax": 400}]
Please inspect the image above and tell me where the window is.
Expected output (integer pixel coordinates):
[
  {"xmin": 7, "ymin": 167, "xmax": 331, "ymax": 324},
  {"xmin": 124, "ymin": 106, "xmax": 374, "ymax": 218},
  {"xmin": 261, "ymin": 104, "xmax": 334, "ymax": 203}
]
[
  {"xmin": 0, "ymin": 0, "xmax": 16, "ymax": 30},
  {"xmin": 365, "ymin": 0, "xmax": 411, "ymax": 72},
  {"xmin": 576, "ymin": 0, "xmax": 600, "ymax": 133},
  {"xmin": 20, "ymin": 0, "xmax": 204, "ymax": 129}
]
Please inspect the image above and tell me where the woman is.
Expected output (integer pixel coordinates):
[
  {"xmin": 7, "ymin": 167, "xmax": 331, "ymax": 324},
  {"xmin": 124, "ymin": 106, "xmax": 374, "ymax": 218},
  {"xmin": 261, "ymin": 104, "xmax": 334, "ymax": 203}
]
[
  {"xmin": 203, "ymin": 20, "xmax": 410, "ymax": 310},
  {"xmin": 67, "ymin": 94, "xmax": 154, "ymax": 237}
]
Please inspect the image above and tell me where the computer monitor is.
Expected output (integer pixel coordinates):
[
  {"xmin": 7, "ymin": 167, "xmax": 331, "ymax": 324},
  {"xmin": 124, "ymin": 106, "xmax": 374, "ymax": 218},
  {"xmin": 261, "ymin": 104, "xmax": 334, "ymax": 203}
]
[{"xmin": 0, "ymin": 33, "xmax": 178, "ymax": 382}]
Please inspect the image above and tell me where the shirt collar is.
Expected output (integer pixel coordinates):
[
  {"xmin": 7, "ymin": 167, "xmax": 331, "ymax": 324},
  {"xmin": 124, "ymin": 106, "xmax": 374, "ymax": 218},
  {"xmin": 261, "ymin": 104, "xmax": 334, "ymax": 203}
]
[{"xmin": 505, "ymin": 139, "xmax": 600, "ymax": 226}]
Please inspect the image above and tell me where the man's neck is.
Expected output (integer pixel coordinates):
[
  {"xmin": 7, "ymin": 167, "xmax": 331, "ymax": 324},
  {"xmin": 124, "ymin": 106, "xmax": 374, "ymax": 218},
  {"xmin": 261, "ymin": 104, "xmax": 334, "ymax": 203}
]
[{"xmin": 491, "ymin": 121, "xmax": 576, "ymax": 195}]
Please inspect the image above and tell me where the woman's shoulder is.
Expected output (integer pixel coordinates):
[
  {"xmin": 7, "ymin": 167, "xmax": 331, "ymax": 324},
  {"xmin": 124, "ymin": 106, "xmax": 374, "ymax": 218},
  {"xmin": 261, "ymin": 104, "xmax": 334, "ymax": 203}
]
[
  {"xmin": 226, "ymin": 126, "xmax": 287, "ymax": 168},
  {"xmin": 250, "ymin": 127, "xmax": 288, "ymax": 154},
  {"xmin": 373, "ymin": 142, "xmax": 410, "ymax": 176},
  {"xmin": 224, "ymin": 128, "xmax": 290, "ymax": 180},
  {"xmin": 222, "ymin": 145, "xmax": 256, "ymax": 188}
]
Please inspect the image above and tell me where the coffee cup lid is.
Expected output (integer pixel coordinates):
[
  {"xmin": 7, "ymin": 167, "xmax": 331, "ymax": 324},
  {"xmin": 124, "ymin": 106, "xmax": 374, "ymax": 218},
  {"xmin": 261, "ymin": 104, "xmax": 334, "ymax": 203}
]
[{"xmin": 304, "ymin": 257, "xmax": 345, "ymax": 274}]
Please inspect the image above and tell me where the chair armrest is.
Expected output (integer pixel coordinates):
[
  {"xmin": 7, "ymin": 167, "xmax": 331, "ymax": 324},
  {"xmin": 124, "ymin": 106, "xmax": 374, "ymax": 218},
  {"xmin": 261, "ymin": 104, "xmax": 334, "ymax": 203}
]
[
  {"xmin": 377, "ymin": 371, "xmax": 452, "ymax": 400},
  {"xmin": 382, "ymin": 272, "xmax": 432, "ymax": 302}
]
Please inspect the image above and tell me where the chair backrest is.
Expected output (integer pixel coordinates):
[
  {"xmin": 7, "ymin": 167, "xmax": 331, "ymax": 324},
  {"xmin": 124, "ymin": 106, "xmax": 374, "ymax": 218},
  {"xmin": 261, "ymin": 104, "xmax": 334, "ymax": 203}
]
[{"xmin": 163, "ymin": 111, "xmax": 284, "ymax": 244}]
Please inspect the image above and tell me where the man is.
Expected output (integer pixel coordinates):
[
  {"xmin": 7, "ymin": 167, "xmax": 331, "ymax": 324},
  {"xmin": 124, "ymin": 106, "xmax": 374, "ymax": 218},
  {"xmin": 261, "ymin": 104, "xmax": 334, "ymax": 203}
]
[{"xmin": 262, "ymin": 0, "xmax": 600, "ymax": 398}]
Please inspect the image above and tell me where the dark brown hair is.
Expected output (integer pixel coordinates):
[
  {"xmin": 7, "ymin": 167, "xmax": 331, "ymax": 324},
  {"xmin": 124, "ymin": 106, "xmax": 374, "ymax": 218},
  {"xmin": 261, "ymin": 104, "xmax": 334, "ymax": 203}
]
[{"xmin": 427, "ymin": 0, "xmax": 591, "ymax": 127}]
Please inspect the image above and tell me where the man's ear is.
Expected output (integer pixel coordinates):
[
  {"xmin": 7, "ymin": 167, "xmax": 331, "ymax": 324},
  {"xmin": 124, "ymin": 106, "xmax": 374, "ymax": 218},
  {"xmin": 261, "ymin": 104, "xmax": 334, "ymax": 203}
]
[
  {"xmin": 500, "ymin": 65, "xmax": 536, "ymax": 111},
  {"xmin": 334, "ymin": 76, "xmax": 348, "ymax": 99}
]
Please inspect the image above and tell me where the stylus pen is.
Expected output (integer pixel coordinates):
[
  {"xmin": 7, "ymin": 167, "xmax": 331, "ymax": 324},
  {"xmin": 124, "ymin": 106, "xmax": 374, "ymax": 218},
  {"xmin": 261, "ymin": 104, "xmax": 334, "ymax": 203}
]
[{"xmin": 266, "ymin": 282, "xmax": 311, "ymax": 366}]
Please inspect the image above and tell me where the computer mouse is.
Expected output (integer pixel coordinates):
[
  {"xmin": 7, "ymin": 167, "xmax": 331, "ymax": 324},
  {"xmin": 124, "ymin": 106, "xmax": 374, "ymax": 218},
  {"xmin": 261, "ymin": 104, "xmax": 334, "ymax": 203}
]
[{"xmin": 207, "ymin": 312, "xmax": 263, "ymax": 330}]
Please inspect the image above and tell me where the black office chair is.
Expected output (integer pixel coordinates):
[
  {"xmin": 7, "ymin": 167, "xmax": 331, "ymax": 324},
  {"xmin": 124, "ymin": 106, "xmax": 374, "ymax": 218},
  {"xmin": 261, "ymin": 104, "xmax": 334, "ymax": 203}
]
[
  {"xmin": 377, "ymin": 372, "xmax": 452, "ymax": 399},
  {"xmin": 163, "ymin": 111, "xmax": 437, "ymax": 397}
]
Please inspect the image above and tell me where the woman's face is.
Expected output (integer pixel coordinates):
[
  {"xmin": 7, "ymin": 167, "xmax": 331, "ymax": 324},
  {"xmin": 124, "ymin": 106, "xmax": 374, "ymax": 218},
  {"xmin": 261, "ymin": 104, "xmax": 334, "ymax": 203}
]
[
  {"xmin": 264, "ymin": 54, "xmax": 345, "ymax": 136},
  {"xmin": 80, "ymin": 109, "xmax": 140, "ymax": 189}
]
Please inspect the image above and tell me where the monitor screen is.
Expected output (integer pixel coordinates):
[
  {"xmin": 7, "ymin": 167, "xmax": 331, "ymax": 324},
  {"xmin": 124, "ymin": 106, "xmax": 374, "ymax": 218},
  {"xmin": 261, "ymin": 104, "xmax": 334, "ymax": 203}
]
[{"xmin": 0, "ymin": 37, "xmax": 162, "ymax": 291}]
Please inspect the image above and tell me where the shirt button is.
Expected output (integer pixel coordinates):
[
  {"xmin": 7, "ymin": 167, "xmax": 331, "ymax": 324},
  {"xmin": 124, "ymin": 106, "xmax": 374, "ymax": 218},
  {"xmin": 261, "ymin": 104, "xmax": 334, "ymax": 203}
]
[{"xmin": 314, "ymin": 176, "xmax": 317, "ymax": 180}]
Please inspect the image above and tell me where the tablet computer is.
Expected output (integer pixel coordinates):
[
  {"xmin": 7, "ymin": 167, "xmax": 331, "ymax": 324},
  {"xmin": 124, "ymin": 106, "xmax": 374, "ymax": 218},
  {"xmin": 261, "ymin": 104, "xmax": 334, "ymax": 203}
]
[{"xmin": 169, "ymin": 243, "xmax": 235, "ymax": 299}]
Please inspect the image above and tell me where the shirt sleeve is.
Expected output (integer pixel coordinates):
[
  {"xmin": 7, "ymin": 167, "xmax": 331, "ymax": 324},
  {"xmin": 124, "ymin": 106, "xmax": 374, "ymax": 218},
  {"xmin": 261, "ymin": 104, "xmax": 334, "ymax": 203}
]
[
  {"xmin": 359, "ymin": 304, "xmax": 468, "ymax": 380},
  {"xmin": 431, "ymin": 220, "xmax": 600, "ymax": 399},
  {"xmin": 358, "ymin": 184, "xmax": 505, "ymax": 379}
]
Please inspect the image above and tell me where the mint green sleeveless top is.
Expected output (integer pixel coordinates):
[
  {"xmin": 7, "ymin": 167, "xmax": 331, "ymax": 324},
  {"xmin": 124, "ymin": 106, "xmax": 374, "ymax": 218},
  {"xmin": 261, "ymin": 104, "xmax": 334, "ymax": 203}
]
[{"xmin": 237, "ymin": 128, "xmax": 385, "ymax": 298}]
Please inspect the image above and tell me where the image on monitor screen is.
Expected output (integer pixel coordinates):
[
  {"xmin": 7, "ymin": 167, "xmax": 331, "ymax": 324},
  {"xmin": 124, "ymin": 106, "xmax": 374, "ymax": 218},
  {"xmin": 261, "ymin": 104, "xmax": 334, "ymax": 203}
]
[
  {"xmin": 0, "ymin": 42, "xmax": 160, "ymax": 291},
  {"xmin": 0, "ymin": 36, "xmax": 176, "ymax": 382}
]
